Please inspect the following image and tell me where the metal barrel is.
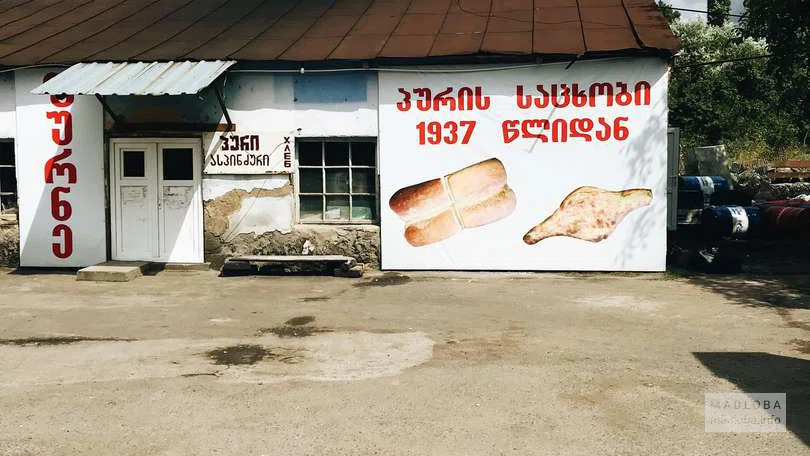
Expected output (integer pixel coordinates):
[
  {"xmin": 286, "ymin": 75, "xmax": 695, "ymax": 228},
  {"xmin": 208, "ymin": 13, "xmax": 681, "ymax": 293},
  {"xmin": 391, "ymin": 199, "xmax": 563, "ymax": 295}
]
[
  {"xmin": 761, "ymin": 205, "xmax": 810, "ymax": 239},
  {"xmin": 701, "ymin": 205, "xmax": 762, "ymax": 239},
  {"xmin": 678, "ymin": 177, "xmax": 732, "ymax": 220},
  {"xmin": 678, "ymin": 176, "xmax": 731, "ymax": 195},
  {"xmin": 760, "ymin": 200, "xmax": 810, "ymax": 208},
  {"xmin": 677, "ymin": 190, "xmax": 705, "ymax": 209}
]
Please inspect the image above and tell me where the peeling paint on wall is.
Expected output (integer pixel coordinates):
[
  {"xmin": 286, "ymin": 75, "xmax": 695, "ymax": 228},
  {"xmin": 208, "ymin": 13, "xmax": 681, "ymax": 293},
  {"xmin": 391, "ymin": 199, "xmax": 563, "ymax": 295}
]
[
  {"xmin": 222, "ymin": 194, "xmax": 294, "ymax": 241},
  {"xmin": 204, "ymin": 185, "xmax": 294, "ymax": 238},
  {"xmin": 202, "ymin": 175, "xmax": 289, "ymax": 201}
]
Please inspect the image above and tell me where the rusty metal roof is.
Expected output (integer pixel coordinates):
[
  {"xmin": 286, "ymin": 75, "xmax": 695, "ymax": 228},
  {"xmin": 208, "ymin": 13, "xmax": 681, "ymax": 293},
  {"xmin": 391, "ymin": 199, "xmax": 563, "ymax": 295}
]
[
  {"xmin": 31, "ymin": 60, "xmax": 236, "ymax": 95},
  {"xmin": 0, "ymin": 0, "xmax": 678, "ymax": 67}
]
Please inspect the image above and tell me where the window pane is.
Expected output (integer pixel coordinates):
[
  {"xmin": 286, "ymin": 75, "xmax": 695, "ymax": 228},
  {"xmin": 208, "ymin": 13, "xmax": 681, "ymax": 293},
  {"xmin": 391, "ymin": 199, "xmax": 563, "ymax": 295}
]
[
  {"xmin": 122, "ymin": 150, "xmax": 145, "ymax": 177},
  {"xmin": 351, "ymin": 142, "xmax": 375, "ymax": 165},
  {"xmin": 325, "ymin": 142, "xmax": 349, "ymax": 165},
  {"xmin": 325, "ymin": 169, "xmax": 349, "ymax": 193},
  {"xmin": 352, "ymin": 195, "xmax": 375, "ymax": 221},
  {"xmin": 162, "ymin": 148, "xmax": 193, "ymax": 180},
  {"xmin": 298, "ymin": 142, "xmax": 322, "ymax": 165},
  {"xmin": 0, "ymin": 143, "xmax": 13, "ymax": 166},
  {"xmin": 351, "ymin": 168, "xmax": 374, "ymax": 193},
  {"xmin": 300, "ymin": 195, "xmax": 322, "ymax": 221},
  {"xmin": 0, "ymin": 167, "xmax": 16, "ymax": 192},
  {"xmin": 325, "ymin": 195, "xmax": 349, "ymax": 220},
  {"xmin": 299, "ymin": 168, "xmax": 322, "ymax": 193}
]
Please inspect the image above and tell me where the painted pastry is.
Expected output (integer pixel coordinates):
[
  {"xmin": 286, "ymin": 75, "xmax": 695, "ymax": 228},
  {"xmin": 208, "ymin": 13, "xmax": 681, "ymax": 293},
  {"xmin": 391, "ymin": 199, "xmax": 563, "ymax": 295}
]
[{"xmin": 523, "ymin": 186, "xmax": 652, "ymax": 244}]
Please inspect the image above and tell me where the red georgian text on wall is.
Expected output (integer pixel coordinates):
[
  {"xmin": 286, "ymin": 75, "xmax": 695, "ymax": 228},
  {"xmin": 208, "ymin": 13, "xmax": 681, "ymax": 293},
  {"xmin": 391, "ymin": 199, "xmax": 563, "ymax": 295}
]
[{"xmin": 42, "ymin": 72, "xmax": 76, "ymax": 259}]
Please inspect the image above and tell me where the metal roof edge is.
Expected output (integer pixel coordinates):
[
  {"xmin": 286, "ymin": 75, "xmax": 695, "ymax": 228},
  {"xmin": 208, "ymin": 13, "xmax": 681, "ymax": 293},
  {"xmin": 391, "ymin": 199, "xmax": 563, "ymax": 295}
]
[{"xmin": 231, "ymin": 50, "xmax": 673, "ymax": 72}]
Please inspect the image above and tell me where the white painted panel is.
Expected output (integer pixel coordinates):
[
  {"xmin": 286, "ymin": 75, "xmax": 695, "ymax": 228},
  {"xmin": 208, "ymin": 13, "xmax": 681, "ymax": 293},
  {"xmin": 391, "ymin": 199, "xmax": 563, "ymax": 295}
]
[
  {"xmin": 113, "ymin": 142, "xmax": 157, "ymax": 260},
  {"xmin": 379, "ymin": 58, "xmax": 668, "ymax": 271},
  {"xmin": 203, "ymin": 132, "xmax": 294, "ymax": 174},
  {"xmin": 160, "ymin": 184, "xmax": 197, "ymax": 261},
  {"xmin": 15, "ymin": 68, "xmax": 106, "ymax": 267},
  {"xmin": 119, "ymin": 185, "xmax": 152, "ymax": 256}
]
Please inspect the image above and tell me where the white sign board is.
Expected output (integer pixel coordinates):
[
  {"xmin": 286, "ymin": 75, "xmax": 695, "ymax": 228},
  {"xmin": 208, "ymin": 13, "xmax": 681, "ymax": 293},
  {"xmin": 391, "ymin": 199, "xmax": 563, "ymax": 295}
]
[
  {"xmin": 15, "ymin": 68, "xmax": 106, "ymax": 267},
  {"xmin": 379, "ymin": 58, "xmax": 668, "ymax": 271},
  {"xmin": 204, "ymin": 131, "xmax": 294, "ymax": 174}
]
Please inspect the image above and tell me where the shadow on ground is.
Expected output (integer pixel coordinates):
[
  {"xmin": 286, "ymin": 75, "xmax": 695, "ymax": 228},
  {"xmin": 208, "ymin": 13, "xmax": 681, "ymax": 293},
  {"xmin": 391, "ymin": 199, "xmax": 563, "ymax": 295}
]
[
  {"xmin": 676, "ymin": 270, "xmax": 810, "ymax": 312},
  {"xmin": 7, "ymin": 267, "xmax": 80, "ymax": 275},
  {"xmin": 694, "ymin": 352, "xmax": 810, "ymax": 447}
]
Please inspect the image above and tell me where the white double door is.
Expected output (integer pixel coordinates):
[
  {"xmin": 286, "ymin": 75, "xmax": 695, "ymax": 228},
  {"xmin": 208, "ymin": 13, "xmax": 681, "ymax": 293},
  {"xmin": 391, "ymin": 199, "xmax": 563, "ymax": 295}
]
[{"xmin": 111, "ymin": 139, "xmax": 203, "ymax": 263}]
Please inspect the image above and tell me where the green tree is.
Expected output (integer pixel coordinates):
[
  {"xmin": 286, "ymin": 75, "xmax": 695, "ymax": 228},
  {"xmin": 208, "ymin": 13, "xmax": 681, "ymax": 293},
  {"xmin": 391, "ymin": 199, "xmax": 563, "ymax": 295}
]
[
  {"xmin": 742, "ymin": 0, "xmax": 809, "ymax": 145},
  {"xmin": 708, "ymin": 0, "xmax": 731, "ymax": 26},
  {"xmin": 669, "ymin": 22, "xmax": 799, "ymax": 159},
  {"xmin": 657, "ymin": 1, "xmax": 681, "ymax": 24}
]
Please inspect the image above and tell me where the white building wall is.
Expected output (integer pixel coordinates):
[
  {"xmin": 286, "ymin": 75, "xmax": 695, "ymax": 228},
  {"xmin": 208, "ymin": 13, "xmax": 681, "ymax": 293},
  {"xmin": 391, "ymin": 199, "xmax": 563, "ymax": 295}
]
[
  {"xmin": 0, "ymin": 73, "xmax": 15, "ymax": 138},
  {"xmin": 201, "ymin": 71, "xmax": 379, "ymax": 243}
]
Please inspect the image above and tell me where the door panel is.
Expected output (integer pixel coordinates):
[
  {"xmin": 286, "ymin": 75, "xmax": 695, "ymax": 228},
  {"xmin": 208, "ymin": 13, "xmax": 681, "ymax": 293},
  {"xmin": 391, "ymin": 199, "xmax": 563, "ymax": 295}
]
[
  {"xmin": 111, "ymin": 139, "xmax": 202, "ymax": 263},
  {"xmin": 157, "ymin": 143, "xmax": 202, "ymax": 263},
  {"xmin": 113, "ymin": 143, "xmax": 158, "ymax": 260}
]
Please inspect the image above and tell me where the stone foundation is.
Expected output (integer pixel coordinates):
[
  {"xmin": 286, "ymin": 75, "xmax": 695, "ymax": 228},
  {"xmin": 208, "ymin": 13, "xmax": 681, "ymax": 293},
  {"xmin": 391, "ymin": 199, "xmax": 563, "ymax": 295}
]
[
  {"xmin": 205, "ymin": 225, "xmax": 380, "ymax": 269},
  {"xmin": 0, "ymin": 222, "xmax": 19, "ymax": 268},
  {"xmin": 202, "ymin": 176, "xmax": 380, "ymax": 269}
]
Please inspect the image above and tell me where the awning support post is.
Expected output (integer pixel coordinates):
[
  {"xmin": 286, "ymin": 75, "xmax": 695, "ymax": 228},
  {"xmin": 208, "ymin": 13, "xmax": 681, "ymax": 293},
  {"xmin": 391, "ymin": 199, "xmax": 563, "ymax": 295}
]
[
  {"xmin": 95, "ymin": 94, "xmax": 123, "ymax": 125},
  {"xmin": 212, "ymin": 85, "xmax": 233, "ymax": 140}
]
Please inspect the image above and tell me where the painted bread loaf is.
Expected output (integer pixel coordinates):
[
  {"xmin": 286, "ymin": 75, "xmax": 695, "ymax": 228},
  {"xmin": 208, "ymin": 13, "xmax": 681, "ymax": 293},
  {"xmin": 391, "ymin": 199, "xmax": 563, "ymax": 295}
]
[{"xmin": 389, "ymin": 158, "xmax": 516, "ymax": 246}]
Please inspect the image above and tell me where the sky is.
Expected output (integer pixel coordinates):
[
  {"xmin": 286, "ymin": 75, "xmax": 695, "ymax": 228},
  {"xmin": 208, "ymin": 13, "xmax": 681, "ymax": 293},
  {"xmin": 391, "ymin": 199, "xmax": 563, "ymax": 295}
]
[{"xmin": 667, "ymin": 0, "xmax": 746, "ymax": 22}]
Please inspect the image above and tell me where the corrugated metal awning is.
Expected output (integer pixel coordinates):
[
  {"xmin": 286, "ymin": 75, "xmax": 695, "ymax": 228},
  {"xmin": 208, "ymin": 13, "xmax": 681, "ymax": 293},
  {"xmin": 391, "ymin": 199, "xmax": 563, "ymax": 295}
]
[{"xmin": 31, "ymin": 60, "xmax": 236, "ymax": 96}]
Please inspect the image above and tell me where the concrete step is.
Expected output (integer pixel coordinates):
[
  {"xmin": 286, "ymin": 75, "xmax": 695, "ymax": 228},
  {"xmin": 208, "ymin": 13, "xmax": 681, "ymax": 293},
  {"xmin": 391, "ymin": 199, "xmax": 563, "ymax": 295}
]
[
  {"xmin": 76, "ymin": 261, "xmax": 152, "ymax": 282},
  {"xmin": 161, "ymin": 262, "xmax": 211, "ymax": 272}
]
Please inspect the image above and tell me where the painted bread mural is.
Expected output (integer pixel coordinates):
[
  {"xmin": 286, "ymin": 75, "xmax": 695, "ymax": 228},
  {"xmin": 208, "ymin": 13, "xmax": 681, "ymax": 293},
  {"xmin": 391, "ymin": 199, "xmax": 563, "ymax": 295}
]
[
  {"xmin": 523, "ymin": 186, "xmax": 652, "ymax": 244},
  {"xmin": 389, "ymin": 158, "xmax": 516, "ymax": 246}
]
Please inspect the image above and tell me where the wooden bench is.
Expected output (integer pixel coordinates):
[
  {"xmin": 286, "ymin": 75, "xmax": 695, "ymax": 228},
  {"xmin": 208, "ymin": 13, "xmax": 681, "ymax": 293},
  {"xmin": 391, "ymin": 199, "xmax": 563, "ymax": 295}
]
[{"xmin": 222, "ymin": 255, "xmax": 361, "ymax": 277}]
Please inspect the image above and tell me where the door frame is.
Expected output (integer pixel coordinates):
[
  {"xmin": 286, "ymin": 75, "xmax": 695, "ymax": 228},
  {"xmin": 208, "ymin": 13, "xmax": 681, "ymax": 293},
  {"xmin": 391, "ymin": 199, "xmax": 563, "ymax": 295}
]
[{"xmin": 109, "ymin": 137, "xmax": 204, "ymax": 263}]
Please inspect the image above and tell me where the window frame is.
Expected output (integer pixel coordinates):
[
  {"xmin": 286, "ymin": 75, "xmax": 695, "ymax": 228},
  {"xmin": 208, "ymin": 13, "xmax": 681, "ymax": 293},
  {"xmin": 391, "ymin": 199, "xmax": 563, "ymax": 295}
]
[
  {"xmin": 294, "ymin": 137, "xmax": 379, "ymax": 225},
  {"xmin": 0, "ymin": 139, "xmax": 16, "ymax": 216}
]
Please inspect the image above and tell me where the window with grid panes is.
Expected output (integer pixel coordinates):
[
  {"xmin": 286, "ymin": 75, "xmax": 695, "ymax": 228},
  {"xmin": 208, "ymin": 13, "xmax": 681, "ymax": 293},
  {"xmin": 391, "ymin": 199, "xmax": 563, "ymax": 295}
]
[
  {"xmin": 297, "ymin": 140, "xmax": 377, "ymax": 223},
  {"xmin": 0, "ymin": 141, "xmax": 16, "ymax": 215}
]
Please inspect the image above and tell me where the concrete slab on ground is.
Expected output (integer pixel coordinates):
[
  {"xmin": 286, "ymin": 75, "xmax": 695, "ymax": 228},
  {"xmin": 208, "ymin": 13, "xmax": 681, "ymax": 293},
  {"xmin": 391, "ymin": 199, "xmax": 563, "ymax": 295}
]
[
  {"xmin": 1, "ymin": 270, "xmax": 808, "ymax": 455},
  {"xmin": 76, "ymin": 261, "xmax": 151, "ymax": 282}
]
